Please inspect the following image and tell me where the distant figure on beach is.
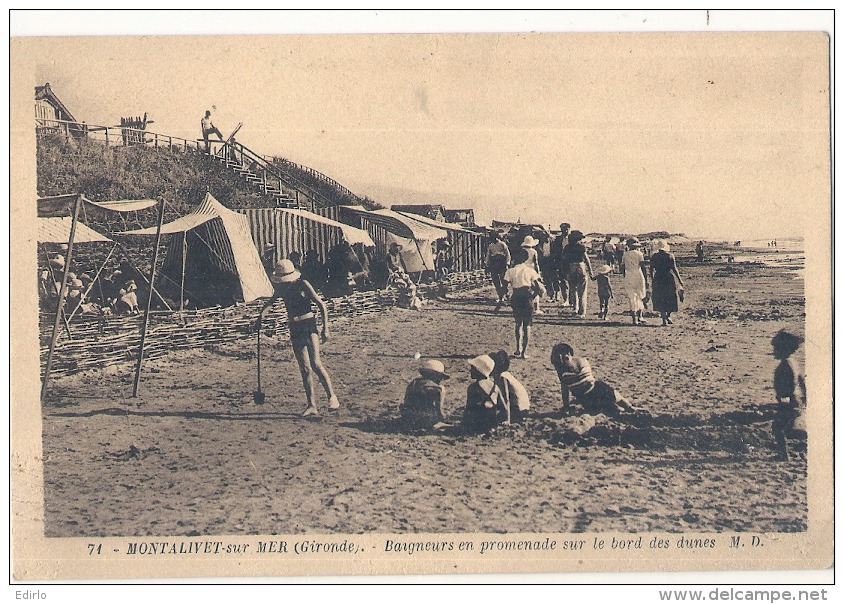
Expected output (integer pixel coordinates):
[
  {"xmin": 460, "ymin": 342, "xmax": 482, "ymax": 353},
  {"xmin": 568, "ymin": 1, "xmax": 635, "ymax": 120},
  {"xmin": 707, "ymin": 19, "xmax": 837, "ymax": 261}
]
[
  {"xmin": 504, "ymin": 248, "xmax": 546, "ymax": 359},
  {"xmin": 696, "ymin": 240, "xmax": 705, "ymax": 262},
  {"xmin": 520, "ymin": 235, "xmax": 544, "ymax": 315},
  {"xmin": 486, "ymin": 231, "xmax": 511, "ymax": 310},
  {"xmin": 592, "ymin": 264, "xmax": 613, "ymax": 320},
  {"xmin": 538, "ymin": 232, "xmax": 560, "ymax": 303},
  {"xmin": 400, "ymin": 359, "xmax": 450, "ymax": 431},
  {"xmin": 771, "ymin": 330, "xmax": 807, "ymax": 461},
  {"xmin": 257, "ymin": 259, "xmax": 340, "ymax": 417},
  {"xmin": 614, "ymin": 239, "xmax": 627, "ymax": 272},
  {"xmin": 489, "ymin": 350, "xmax": 530, "ymax": 423},
  {"xmin": 650, "ymin": 240, "xmax": 685, "ymax": 327},
  {"xmin": 621, "ymin": 238, "xmax": 650, "ymax": 325},
  {"xmin": 561, "ymin": 230, "xmax": 594, "ymax": 317},
  {"xmin": 602, "ymin": 236, "xmax": 616, "ymax": 269},
  {"xmin": 550, "ymin": 223, "xmax": 571, "ymax": 305},
  {"xmin": 201, "ymin": 110, "xmax": 224, "ymax": 153},
  {"xmin": 463, "ymin": 355, "xmax": 508, "ymax": 433},
  {"xmin": 550, "ymin": 342, "xmax": 635, "ymax": 416}
]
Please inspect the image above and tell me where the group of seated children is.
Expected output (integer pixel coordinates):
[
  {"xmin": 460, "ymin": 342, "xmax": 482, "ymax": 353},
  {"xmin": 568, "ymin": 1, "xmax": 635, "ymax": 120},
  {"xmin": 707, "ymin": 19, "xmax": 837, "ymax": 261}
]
[{"xmin": 399, "ymin": 341, "xmax": 632, "ymax": 433}]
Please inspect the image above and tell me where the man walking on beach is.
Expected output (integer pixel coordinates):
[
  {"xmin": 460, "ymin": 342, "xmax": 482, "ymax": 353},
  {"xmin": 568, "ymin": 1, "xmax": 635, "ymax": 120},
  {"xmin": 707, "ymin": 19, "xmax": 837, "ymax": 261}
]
[
  {"xmin": 550, "ymin": 223, "xmax": 571, "ymax": 305},
  {"xmin": 696, "ymin": 240, "xmax": 705, "ymax": 263},
  {"xmin": 486, "ymin": 231, "xmax": 511, "ymax": 310}
]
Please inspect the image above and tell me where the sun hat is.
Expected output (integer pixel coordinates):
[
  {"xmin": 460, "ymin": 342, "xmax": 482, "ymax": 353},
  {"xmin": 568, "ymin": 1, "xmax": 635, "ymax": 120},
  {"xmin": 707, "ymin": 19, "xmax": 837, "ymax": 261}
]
[
  {"xmin": 419, "ymin": 359, "xmax": 450, "ymax": 380},
  {"xmin": 652, "ymin": 239, "xmax": 670, "ymax": 252},
  {"xmin": 594, "ymin": 264, "xmax": 613, "ymax": 276},
  {"xmin": 626, "ymin": 237, "xmax": 641, "ymax": 248},
  {"xmin": 468, "ymin": 354, "xmax": 495, "ymax": 379},
  {"xmin": 521, "ymin": 235, "xmax": 539, "ymax": 248},
  {"xmin": 271, "ymin": 258, "xmax": 301, "ymax": 283},
  {"xmin": 569, "ymin": 230, "xmax": 585, "ymax": 242}
]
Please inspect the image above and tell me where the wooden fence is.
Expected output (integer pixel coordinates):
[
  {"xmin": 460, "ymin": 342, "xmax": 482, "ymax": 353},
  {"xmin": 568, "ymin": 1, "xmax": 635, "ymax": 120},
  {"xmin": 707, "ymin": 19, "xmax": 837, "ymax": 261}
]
[{"xmin": 40, "ymin": 270, "xmax": 489, "ymax": 379}]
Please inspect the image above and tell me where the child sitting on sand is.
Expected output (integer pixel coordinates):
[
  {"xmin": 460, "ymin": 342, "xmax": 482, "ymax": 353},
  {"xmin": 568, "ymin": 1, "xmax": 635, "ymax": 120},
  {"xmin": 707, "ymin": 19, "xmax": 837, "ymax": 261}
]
[
  {"xmin": 550, "ymin": 342, "xmax": 635, "ymax": 416},
  {"xmin": 592, "ymin": 264, "xmax": 613, "ymax": 320},
  {"xmin": 489, "ymin": 350, "xmax": 530, "ymax": 423},
  {"xmin": 400, "ymin": 359, "xmax": 450, "ymax": 431},
  {"xmin": 771, "ymin": 329, "xmax": 807, "ymax": 461},
  {"xmin": 463, "ymin": 355, "xmax": 508, "ymax": 433}
]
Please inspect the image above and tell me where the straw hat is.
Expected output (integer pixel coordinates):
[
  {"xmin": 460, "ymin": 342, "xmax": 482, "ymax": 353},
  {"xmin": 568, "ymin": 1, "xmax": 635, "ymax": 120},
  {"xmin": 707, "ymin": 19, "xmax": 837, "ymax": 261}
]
[
  {"xmin": 594, "ymin": 264, "xmax": 613, "ymax": 276},
  {"xmin": 419, "ymin": 359, "xmax": 450, "ymax": 380},
  {"xmin": 652, "ymin": 239, "xmax": 670, "ymax": 252},
  {"xmin": 468, "ymin": 354, "xmax": 495, "ymax": 379},
  {"xmin": 626, "ymin": 237, "xmax": 642, "ymax": 249},
  {"xmin": 271, "ymin": 259, "xmax": 301, "ymax": 284},
  {"xmin": 521, "ymin": 235, "xmax": 539, "ymax": 248}
]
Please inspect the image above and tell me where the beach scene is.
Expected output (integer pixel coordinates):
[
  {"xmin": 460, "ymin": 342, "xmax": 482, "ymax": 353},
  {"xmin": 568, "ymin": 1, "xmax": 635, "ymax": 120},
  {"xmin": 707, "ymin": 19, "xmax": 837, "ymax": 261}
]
[{"xmin": 14, "ymin": 31, "xmax": 828, "ymax": 557}]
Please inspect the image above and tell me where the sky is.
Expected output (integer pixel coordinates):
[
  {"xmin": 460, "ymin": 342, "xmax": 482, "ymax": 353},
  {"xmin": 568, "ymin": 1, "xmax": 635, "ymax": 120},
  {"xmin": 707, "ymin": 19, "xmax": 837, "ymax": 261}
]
[{"xmin": 20, "ymin": 12, "xmax": 830, "ymax": 240}]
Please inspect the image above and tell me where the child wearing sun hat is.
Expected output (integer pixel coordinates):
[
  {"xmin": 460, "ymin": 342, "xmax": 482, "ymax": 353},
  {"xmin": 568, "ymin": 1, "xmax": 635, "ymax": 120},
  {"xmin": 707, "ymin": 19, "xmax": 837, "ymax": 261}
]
[
  {"xmin": 592, "ymin": 264, "xmax": 614, "ymax": 320},
  {"xmin": 463, "ymin": 355, "xmax": 508, "ymax": 433},
  {"xmin": 400, "ymin": 359, "xmax": 450, "ymax": 431}
]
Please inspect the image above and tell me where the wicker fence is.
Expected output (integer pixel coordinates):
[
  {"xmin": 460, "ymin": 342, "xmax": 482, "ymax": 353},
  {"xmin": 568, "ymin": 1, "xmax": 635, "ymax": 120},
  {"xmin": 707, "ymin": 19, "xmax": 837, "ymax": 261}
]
[{"xmin": 40, "ymin": 270, "xmax": 489, "ymax": 378}]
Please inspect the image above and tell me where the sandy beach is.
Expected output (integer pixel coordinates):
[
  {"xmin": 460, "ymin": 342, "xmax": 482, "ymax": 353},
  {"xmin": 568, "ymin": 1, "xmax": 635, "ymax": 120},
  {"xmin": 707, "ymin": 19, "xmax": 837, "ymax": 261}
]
[{"xmin": 40, "ymin": 244, "xmax": 807, "ymax": 537}]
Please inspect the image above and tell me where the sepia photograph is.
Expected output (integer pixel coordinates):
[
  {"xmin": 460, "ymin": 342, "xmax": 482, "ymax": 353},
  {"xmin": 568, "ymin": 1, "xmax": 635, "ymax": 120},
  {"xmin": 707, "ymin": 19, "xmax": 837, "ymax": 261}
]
[{"xmin": 9, "ymin": 11, "xmax": 833, "ymax": 582}]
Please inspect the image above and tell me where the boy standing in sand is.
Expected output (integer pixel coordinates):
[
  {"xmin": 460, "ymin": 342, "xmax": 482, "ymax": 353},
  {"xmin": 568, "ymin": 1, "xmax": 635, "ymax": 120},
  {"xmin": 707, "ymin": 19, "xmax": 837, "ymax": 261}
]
[
  {"xmin": 504, "ymin": 248, "xmax": 546, "ymax": 359},
  {"xmin": 771, "ymin": 330, "xmax": 807, "ymax": 461},
  {"xmin": 593, "ymin": 264, "xmax": 613, "ymax": 320}
]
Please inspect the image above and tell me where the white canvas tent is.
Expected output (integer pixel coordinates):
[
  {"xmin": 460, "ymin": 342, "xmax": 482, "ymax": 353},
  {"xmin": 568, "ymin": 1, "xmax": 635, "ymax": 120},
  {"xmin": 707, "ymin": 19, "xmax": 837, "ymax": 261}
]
[
  {"xmin": 340, "ymin": 206, "xmax": 449, "ymax": 272},
  {"xmin": 120, "ymin": 192, "xmax": 273, "ymax": 306}
]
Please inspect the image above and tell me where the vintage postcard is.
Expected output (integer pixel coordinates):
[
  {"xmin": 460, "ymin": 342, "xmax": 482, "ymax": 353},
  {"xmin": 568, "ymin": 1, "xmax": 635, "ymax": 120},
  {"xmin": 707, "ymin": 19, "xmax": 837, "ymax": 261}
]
[{"xmin": 10, "ymin": 23, "xmax": 832, "ymax": 581}]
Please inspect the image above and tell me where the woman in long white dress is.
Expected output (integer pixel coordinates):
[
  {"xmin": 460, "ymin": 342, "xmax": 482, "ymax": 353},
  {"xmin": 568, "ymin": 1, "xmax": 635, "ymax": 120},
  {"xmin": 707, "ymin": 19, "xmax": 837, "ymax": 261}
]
[{"xmin": 621, "ymin": 238, "xmax": 650, "ymax": 325}]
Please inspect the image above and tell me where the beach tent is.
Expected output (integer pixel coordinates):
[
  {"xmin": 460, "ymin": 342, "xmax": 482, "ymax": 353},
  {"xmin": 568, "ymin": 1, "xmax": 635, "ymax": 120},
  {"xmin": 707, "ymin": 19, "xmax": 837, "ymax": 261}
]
[
  {"xmin": 37, "ymin": 194, "xmax": 162, "ymax": 400},
  {"xmin": 394, "ymin": 211, "xmax": 486, "ymax": 272},
  {"xmin": 240, "ymin": 207, "xmax": 375, "ymax": 268},
  {"xmin": 339, "ymin": 206, "xmax": 449, "ymax": 272},
  {"xmin": 120, "ymin": 192, "xmax": 273, "ymax": 307}
]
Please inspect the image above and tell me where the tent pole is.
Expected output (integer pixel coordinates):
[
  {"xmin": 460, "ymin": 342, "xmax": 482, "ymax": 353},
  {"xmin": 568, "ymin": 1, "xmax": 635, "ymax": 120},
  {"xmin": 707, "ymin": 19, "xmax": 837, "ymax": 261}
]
[
  {"xmin": 180, "ymin": 232, "xmax": 187, "ymax": 312},
  {"xmin": 68, "ymin": 243, "xmax": 117, "ymax": 321},
  {"xmin": 132, "ymin": 198, "xmax": 166, "ymax": 397},
  {"xmin": 40, "ymin": 247, "xmax": 73, "ymax": 339},
  {"xmin": 42, "ymin": 193, "xmax": 82, "ymax": 401}
]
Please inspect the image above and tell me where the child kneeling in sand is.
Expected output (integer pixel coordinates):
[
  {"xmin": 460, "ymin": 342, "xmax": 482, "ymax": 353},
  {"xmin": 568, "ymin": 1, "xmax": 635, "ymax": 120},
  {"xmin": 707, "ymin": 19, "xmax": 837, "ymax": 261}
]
[
  {"xmin": 771, "ymin": 329, "xmax": 807, "ymax": 461},
  {"xmin": 400, "ymin": 359, "xmax": 450, "ymax": 431},
  {"xmin": 489, "ymin": 350, "xmax": 530, "ymax": 423},
  {"xmin": 550, "ymin": 342, "xmax": 634, "ymax": 416}
]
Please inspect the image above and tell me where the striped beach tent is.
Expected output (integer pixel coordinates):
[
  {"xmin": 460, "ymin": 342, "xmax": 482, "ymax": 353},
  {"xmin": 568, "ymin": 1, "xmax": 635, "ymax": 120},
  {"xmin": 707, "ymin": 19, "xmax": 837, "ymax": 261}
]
[
  {"xmin": 240, "ymin": 207, "xmax": 375, "ymax": 269},
  {"xmin": 339, "ymin": 206, "xmax": 448, "ymax": 272},
  {"xmin": 120, "ymin": 193, "xmax": 272, "ymax": 307}
]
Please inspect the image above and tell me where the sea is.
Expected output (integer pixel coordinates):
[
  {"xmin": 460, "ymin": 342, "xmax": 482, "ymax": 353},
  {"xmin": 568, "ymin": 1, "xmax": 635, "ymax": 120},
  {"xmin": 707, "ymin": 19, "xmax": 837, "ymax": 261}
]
[{"xmin": 729, "ymin": 237, "xmax": 804, "ymax": 277}]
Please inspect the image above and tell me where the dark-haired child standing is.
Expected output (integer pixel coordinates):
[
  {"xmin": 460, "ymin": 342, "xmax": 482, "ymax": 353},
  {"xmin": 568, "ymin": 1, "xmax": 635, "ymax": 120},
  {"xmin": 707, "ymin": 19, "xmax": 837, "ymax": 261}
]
[{"xmin": 771, "ymin": 330, "xmax": 807, "ymax": 461}]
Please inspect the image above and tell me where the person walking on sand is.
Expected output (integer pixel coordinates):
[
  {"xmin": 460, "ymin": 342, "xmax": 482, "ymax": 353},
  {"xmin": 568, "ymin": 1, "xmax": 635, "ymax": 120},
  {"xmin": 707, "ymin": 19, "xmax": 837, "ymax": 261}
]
[
  {"xmin": 550, "ymin": 223, "xmax": 571, "ymax": 305},
  {"xmin": 771, "ymin": 330, "xmax": 807, "ymax": 461},
  {"xmin": 592, "ymin": 264, "xmax": 614, "ymax": 320},
  {"xmin": 621, "ymin": 238, "xmax": 650, "ymax": 325},
  {"xmin": 561, "ymin": 230, "xmax": 594, "ymax": 317},
  {"xmin": 696, "ymin": 240, "xmax": 705, "ymax": 262},
  {"xmin": 400, "ymin": 359, "xmax": 450, "ymax": 431},
  {"xmin": 520, "ymin": 234, "xmax": 545, "ymax": 315},
  {"xmin": 504, "ymin": 248, "xmax": 546, "ymax": 359},
  {"xmin": 486, "ymin": 231, "xmax": 511, "ymax": 310},
  {"xmin": 257, "ymin": 259, "xmax": 340, "ymax": 417},
  {"xmin": 650, "ymin": 240, "xmax": 685, "ymax": 326}
]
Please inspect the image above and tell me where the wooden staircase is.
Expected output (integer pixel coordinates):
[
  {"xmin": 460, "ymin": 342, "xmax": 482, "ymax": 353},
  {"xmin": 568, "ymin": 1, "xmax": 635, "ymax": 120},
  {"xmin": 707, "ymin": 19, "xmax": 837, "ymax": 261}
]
[{"xmin": 210, "ymin": 152, "xmax": 301, "ymax": 208}]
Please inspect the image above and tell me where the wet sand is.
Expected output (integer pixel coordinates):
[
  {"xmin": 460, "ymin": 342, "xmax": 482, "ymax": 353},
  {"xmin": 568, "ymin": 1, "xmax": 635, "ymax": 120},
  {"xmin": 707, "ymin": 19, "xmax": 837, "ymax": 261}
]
[{"xmin": 41, "ymin": 245, "xmax": 807, "ymax": 536}]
